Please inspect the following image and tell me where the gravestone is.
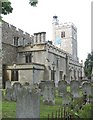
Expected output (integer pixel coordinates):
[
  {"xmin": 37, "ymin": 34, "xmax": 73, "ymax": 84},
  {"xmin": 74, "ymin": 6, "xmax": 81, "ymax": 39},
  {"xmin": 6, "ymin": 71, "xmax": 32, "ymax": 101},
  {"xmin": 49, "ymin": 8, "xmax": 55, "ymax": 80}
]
[
  {"xmin": 81, "ymin": 82, "xmax": 92, "ymax": 96},
  {"xmin": 58, "ymin": 80, "xmax": 67, "ymax": 96},
  {"xmin": 43, "ymin": 80, "xmax": 55, "ymax": 105},
  {"xmin": 5, "ymin": 87, "xmax": 13, "ymax": 101},
  {"xmin": 39, "ymin": 81, "xmax": 45, "ymax": 96},
  {"xmin": 70, "ymin": 80, "xmax": 80, "ymax": 98},
  {"xmin": 89, "ymin": 85, "xmax": 93, "ymax": 103},
  {"xmin": 16, "ymin": 87, "xmax": 40, "ymax": 118},
  {"xmin": 62, "ymin": 92, "xmax": 72, "ymax": 106},
  {"xmin": 6, "ymin": 80, "xmax": 11, "ymax": 89},
  {"xmin": 12, "ymin": 82, "xmax": 22, "ymax": 101}
]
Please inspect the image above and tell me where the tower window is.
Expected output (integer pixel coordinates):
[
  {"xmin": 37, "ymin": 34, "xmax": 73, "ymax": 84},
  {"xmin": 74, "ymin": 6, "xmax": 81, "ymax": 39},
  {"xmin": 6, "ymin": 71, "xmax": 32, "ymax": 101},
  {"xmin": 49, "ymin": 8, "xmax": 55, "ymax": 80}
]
[{"xmin": 61, "ymin": 31, "xmax": 65, "ymax": 38}]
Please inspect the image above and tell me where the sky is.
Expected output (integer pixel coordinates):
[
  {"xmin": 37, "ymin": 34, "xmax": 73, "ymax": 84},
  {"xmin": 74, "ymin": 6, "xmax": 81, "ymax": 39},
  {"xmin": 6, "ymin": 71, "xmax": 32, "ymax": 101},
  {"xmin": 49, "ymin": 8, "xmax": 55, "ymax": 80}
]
[{"xmin": 2, "ymin": 0, "xmax": 92, "ymax": 62}]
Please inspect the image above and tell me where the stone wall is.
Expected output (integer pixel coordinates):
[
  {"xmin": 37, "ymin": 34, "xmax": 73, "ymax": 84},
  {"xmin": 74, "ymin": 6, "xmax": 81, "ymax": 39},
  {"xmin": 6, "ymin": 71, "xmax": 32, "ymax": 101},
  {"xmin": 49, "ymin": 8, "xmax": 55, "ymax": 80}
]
[
  {"xmin": 2, "ymin": 21, "xmax": 33, "ymax": 46},
  {"xmin": 2, "ymin": 43, "xmax": 17, "ymax": 64},
  {"xmin": 6, "ymin": 64, "xmax": 45, "ymax": 85}
]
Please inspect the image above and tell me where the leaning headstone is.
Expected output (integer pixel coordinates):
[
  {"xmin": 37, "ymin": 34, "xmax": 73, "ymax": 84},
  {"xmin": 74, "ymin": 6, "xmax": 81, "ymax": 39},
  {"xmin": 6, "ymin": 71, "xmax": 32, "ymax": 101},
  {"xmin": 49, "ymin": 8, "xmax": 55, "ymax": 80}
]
[
  {"xmin": 81, "ymin": 82, "xmax": 92, "ymax": 96},
  {"xmin": 58, "ymin": 80, "xmax": 67, "ymax": 96},
  {"xmin": 12, "ymin": 82, "xmax": 22, "ymax": 101},
  {"xmin": 6, "ymin": 80, "xmax": 11, "ymax": 89},
  {"xmin": 43, "ymin": 80, "xmax": 55, "ymax": 105},
  {"xmin": 16, "ymin": 87, "xmax": 40, "ymax": 118},
  {"xmin": 70, "ymin": 80, "xmax": 80, "ymax": 98}
]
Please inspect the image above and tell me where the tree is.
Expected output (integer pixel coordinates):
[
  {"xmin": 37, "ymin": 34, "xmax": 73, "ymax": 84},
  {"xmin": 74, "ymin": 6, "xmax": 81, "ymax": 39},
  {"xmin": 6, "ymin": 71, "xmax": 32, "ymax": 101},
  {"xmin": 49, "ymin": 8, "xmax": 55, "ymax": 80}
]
[
  {"xmin": 1, "ymin": 1, "xmax": 13, "ymax": 15},
  {"xmin": 1, "ymin": 0, "xmax": 38, "ymax": 17},
  {"xmin": 29, "ymin": 0, "xmax": 38, "ymax": 7},
  {"xmin": 84, "ymin": 51, "xmax": 93, "ymax": 78}
]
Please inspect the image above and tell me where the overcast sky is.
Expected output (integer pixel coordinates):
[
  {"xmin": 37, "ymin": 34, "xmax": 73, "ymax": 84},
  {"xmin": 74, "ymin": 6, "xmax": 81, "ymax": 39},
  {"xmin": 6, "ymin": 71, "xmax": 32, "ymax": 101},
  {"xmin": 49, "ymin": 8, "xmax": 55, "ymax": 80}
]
[{"xmin": 2, "ymin": 0, "xmax": 92, "ymax": 62}]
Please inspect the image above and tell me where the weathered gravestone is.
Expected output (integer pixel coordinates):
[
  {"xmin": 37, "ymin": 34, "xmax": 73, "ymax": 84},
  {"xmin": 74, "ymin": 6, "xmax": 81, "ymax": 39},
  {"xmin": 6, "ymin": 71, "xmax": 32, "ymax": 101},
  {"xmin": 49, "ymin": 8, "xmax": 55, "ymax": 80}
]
[
  {"xmin": 58, "ymin": 80, "xmax": 67, "ymax": 96},
  {"xmin": 5, "ymin": 87, "xmax": 13, "ymax": 101},
  {"xmin": 81, "ymin": 82, "xmax": 92, "ymax": 96},
  {"xmin": 16, "ymin": 87, "xmax": 40, "ymax": 118},
  {"xmin": 12, "ymin": 82, "xmax": 22, "ymax": 101},
  {"xmin": 89, "ymin": 85, "xmax": 93, "ymax": 103},
  {"xmin": 6, "ymin": 80, "xmax": 11, "ymax": 89},
  {"xmin": 39, "ymin": 81, "xmax": 45, "ymax": 96},
  {"xmin": 62, "ymin": 92, "xmax": 72, "ymax": 106},
  {"xmin": 43, "ymin": 80, "xmax": 55, "ymax": 105},
  {"xmin": 70, "ymin": 80, "xmax": 80, "ymax": 98}
]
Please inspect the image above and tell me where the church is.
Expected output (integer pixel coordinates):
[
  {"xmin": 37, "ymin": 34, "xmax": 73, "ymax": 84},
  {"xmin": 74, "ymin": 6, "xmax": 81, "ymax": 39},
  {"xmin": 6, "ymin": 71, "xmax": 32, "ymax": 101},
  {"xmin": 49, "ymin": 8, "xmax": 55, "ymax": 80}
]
[{"xmin": 2, "ymin": 16, "xmax": 83, "ymax": 88}]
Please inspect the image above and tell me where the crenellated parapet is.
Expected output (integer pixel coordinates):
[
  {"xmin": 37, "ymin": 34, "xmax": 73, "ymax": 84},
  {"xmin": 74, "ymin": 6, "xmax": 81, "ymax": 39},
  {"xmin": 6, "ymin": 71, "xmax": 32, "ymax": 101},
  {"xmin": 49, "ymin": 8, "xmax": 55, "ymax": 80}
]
[{"xmin": 2, "ymin": 21, "xmax": 33, "ymax": 46}]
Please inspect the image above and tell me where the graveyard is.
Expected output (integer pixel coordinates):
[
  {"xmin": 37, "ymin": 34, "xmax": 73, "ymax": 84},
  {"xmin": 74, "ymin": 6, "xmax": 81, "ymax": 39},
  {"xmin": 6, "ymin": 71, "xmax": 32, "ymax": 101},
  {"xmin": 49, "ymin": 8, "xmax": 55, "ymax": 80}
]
[{"xmin": 1, "ymin": 80, "xmax": 93, "ymax": 119}]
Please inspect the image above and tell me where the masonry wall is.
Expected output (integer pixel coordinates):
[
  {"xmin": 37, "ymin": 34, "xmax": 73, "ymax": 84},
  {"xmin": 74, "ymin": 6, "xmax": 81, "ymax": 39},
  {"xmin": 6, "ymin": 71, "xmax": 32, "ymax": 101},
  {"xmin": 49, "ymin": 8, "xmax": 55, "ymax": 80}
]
[
  {"xmin": 2, "ymin": 21, "xmax": 33, "ymax": 46},
  {"xmin": 2, "ymin": 43, "xmax": 17, "ymax": 64}
]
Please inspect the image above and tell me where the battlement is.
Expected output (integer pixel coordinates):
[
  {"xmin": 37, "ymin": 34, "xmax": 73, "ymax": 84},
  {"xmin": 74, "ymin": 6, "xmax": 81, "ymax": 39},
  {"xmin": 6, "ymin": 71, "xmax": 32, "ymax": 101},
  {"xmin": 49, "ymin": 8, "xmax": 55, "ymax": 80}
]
[
  {"xmin": 56, "ymin": 22, "xmax": 77, "ymax": 31},
  {"xmin": 2, "ymin": 20, "xmax": 32, "ymax": 38}
]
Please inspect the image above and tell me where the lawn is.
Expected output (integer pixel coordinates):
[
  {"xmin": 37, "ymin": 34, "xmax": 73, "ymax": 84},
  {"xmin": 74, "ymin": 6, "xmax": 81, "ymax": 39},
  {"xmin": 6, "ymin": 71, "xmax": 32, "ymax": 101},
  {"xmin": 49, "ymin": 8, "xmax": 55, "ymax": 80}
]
[
  {"xmin": 2, "ymin": 87, "xmax": 93, "ymax": 119},
  {"xmin": 2, "ymin": 96, "xmax": 62, "ymax": 118}
]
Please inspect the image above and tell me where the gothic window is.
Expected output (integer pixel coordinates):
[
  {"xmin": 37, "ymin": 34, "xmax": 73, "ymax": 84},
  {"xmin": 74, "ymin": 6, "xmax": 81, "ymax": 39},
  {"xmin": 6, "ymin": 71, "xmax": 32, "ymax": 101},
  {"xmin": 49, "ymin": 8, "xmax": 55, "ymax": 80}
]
[
  {"xmin": 25, "ymin": 53, "xmax": 32, "ymax": 63},
  {"xmin": 51, "ymin": 70, "xmax": 55, "ymax": 81},
  {"xmin": 61, "ymin": 31, "xmax": 65, "ymax": 38},
  {"xmin": 11, "ymin": 70, "xmax": 18, "ymax": 81},
  {"xmin": 13, "ymin": 37, "xmax": 19, "ymax": 46}
]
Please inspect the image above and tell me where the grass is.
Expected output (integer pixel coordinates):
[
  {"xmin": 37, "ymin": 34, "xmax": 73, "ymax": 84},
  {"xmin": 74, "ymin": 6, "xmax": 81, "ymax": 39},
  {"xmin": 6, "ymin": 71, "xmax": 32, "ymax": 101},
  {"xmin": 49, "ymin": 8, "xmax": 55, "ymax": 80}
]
[
  {"xmin": 2, "ymin": 87, "xmax": 93, "ymax": 118},
  {"xmin": 2, "ymin": 96, "xmax": 62, "ymax": 118}
]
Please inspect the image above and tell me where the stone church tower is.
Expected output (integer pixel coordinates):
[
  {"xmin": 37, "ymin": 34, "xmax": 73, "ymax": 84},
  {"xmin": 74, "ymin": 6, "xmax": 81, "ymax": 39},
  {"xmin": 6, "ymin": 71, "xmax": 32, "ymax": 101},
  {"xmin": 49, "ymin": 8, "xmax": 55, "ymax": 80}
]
[{"xmin": 52, "ymin": 16, "xmax": 78, "ymax": 61}]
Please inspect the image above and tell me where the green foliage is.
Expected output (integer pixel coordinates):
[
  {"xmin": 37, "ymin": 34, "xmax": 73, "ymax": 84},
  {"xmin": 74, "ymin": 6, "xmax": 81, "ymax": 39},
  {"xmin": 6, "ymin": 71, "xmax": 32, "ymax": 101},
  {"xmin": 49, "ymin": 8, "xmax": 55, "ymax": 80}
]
[
  {"xmin": 1, "ymin": 0, "xmax": 38, "ymax": 17},
  {"xmin": 29, "ymin": 0, "xmax": 38, "ymax": 7},
  {"xmin": 2, "ymin": 91, "xmax": 93, "ymax": 118},
  {"xmin": 78, "ymin": 104, "xmax": 93, "ymax": 118},
  {"xmin": 1, "ymin": 1, "xmax": 13, "ymax": 15},
  {"xmin": 2, "ymin": 96, "xmax": 62, "ymax": 118},
  {"xmin": 84, "ymin": 51, "xmax": 93, "ymax": 78}
]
